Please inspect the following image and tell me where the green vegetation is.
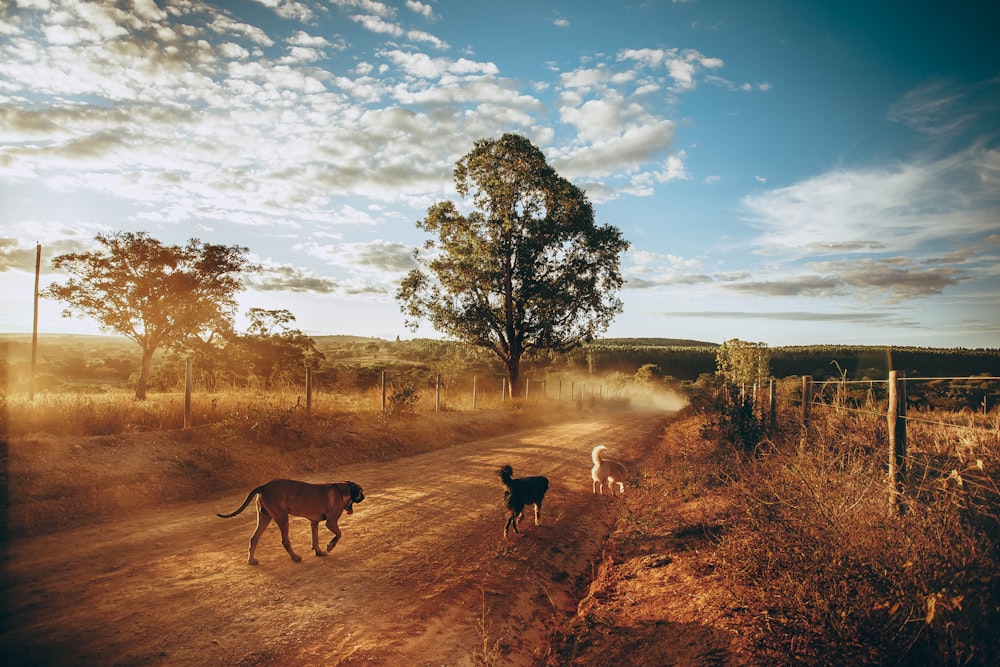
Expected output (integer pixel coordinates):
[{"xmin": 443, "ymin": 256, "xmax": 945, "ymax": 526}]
[
  {"xmin": 397, "ymin": 133, "xmax": 629, "ymax": 398},
  {"xmin": 42, "ymin": 231, "xmax": 258, "ymax": 399},
  {"xmin": 715, "ymin": 338, "xmax": 771, "ymax": 387}
]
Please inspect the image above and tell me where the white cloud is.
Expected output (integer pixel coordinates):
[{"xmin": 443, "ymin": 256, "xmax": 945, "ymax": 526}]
[
  {"xmin": 250, "ymin": 0, "xmax": 315, "ymax": 22},
  {"xmin": 382, "ymin": 50, "xmax": 498, "ymax": 79},
  {"xmin": 741, "ymin": 146, "xmax": 998, "ymax": 257},
  {"xmin": 406, "ymin": 29, "xmax": 448, "ymax": 49},
  {"xmin": 553, "ymin": 120, "xmax": 677, "ymax": 181},
  {"xmin": 559, "ymin": 66, "xmax": 612, "ymax": 93},
  {"xmin": 287, "ymin": 31, "xmax": 334, "ymax": 48},
  {"xmin": 351, "ymin": 13, "xmax": 403, "ymax": 37},
  {"xmin": 405, "ymin": 0, "xmax": 434, "ymax": 18},
  {"xmin": 618, "ymin": 47, "xmax": 723, "ymax": 91},
  {"xmin": 299, "ymin": 239, "xmax": 417, "ymax": 276},
  {"xmin": 0, "ymin": 0, "xmax": 698, "ymax": 251}
]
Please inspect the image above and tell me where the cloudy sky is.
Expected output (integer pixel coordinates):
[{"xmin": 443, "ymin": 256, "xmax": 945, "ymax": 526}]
[{"xmin": 1, "ymin": 0, "xmax": 998, "ymax": 347}]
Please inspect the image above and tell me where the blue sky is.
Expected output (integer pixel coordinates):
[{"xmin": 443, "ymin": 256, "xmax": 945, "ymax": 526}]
[{"xmin": 1, "ymin": 0, "xmax": 998, "ymax": 347}]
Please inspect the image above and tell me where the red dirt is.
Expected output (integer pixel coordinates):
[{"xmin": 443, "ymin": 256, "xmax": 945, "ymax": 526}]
[{"xmin": 1, "ymin": 410, "xmax": 750, "ymax": 665}]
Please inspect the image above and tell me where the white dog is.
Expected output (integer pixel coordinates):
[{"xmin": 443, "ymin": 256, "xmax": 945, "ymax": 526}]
[{"xmin": 591, "ymin": 445, "xmax": 627, "ymax": 497}]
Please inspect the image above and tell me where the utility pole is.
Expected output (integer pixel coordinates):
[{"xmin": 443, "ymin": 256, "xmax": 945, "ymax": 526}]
[{"xmin": 30, "ymin": 243, "xmax": 41, "ymax": 400}]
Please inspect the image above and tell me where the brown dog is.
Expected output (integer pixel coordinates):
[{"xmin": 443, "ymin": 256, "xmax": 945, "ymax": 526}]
[{"xmin": 217, "ymin": 479, "xmax": 364, "ymax": 565}]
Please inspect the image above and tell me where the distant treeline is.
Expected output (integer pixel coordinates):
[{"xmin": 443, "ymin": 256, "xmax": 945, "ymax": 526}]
[
  {"xmin": 2, "ymin": 335, "xmax": 997, "ymax": 396},
  {"xmin": 769, "ymin": 345, "xmax": 1000, "ymax": 380},
  {"xmin": 581, "ymin": 341, "xmax": 1000, "ymax": 381}
]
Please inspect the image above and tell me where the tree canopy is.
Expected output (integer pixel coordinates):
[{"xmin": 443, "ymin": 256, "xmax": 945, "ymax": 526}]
[
  {"xmin": 397, "ymin": 133, "xmax": 629, "ymax": 396},
  {"xmin": 235, "ymin": 308, "xmax": 324, "ymax": 390},
  {"xmin": 44, "ymin": 231, "xmax": 257, "ymax": 399},
  {"xmin": 715, "ymin": 338, "xmax": 771, "ymax": 388}
]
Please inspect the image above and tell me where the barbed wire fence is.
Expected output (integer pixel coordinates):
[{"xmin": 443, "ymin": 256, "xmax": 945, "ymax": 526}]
[{"xmin": 741, "ymin": 373, "xmax": 1000, "ymax": 514}]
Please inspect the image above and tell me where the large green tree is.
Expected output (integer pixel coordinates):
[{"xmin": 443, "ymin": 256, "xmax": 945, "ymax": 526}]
[
  {"xmin": 397, "ymin": 133, "xmax": 629, "ymax": 397},
  {"xmin": 44, "ymin": 231, "xmax": 257, "ymax": 399}
]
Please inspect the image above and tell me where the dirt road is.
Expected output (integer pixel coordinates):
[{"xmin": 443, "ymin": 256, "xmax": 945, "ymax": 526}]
[{"xmin": 1, "ymin": 411, "xmax": 669, "ymax": 666}]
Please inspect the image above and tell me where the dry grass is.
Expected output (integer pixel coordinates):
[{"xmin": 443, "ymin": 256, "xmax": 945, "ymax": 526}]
[
  {"xmin": 714, "ymin": 403, "xmax": 1000, "ymax": 666},
  {"xmin": 2, "ymin": 384, "xmax": 513, "ymax": 438}
]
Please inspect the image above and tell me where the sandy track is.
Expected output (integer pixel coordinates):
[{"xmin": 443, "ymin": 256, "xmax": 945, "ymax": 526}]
[{"xmin": 1, "ymin": 411, "xmax": 669, "ymax": 666}]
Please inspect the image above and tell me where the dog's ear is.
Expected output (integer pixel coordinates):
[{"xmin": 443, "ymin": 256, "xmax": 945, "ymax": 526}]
[{"xmin": 348, "ymin": 481, "xmax": 364, "ymax": 502}]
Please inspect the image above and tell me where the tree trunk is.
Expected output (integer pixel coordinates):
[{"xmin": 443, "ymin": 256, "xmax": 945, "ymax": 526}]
[
  {"xmin": 505, "ymin": 353, "xmax": 521, "ymax": 399},
  {"xmin": 135, "ymin": 347, "xmax": 155, "ymax": 400}
]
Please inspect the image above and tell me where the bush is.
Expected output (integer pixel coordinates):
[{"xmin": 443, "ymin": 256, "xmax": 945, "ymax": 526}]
[
  {"xmin": 378, "ymin": 383, "xmax": 420, "ymax": 425},
  {"xmin": 715, "ymin": 405, "xmax": 1000, "ymax": 665}
]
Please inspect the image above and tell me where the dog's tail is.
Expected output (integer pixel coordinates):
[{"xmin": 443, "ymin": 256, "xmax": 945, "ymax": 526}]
[
  {"xmin": 216, "ymin": 485, "xmax": 265, "ymax": 518},
  {"xmin": 497, "ymin": 464, "xmax": 515, "ymax": 489},
  {"xmin": 591, "ymin": 445, "xmax": 608, "ymax": 466}
]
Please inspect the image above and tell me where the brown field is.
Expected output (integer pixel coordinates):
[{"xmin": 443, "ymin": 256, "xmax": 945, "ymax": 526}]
[{"xmin": 2, "ymin": 381, "xmax": 998, "ymax": 666}]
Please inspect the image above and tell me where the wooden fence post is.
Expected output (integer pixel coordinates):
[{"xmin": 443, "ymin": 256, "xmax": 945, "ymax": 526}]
[
  {"xmin": 472, "ymin": 376, "xmax": 477, "ymax": 411},
  {"xmin": 30, "ymin": 243, "xmax": 41, "ymax": 401},
  {"xmin": 799, "ymin": 375, "xmax": 812, "ymax": 451},
  {"xmin": 887, "ymin": 370, "xmax": 908, "ymax": 513},
  {"xmin": 306, "ymin": 367, "xmax": 313, "ymax": 416},
  {"xmin": 801, "ymin": 376, "xmax": 812, "ymax": 427},
  {"xmin": 501, "ymin": 377, "xmax": 506, "ymax": 403},
  {"xmin": 768, "ymin": 379, "xmax": 777, "ymax": 429},
  {"xmin": 381, "ymin": 371, "xmax": 386, "ymax": 412},
  {"xmin": 899, "ymin": 372, "xmax": 907, "ymax": 469},
  {"xmin": 184, "ymin": 358, "xmax": 192, "ymax": 429},
  {"xmin": 435, "ymin": 374, "xmax": 441, "ymax": 412}
]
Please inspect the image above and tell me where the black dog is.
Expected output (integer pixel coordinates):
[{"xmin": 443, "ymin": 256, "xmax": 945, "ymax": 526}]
[{"xmin": 497, "ymin": 464, "xmax": 549, "ymax": 538}]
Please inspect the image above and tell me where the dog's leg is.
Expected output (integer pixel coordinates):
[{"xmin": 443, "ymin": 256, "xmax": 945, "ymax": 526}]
[
  {"xmin": 533, "ymin": 501, "xmax": 542, "ymax": 526},
  {"xmin": 310, "ymin": 521, "xmax": 326, "ymax": 557},
  {"xmin": 593, "ymin": 478, "xmax": 600, "ymax": 495},
  {"xmin": 504, "ymin": 512, "xmax": 519, "ymax": 538},
  {"xmin": 324, "ymin": 518, "xmax": 342, "ymax": 552},
  {"xmin": 275, "ymin": 515, "xmax": 302, "ymax": 562},
  {"xmin": 247, "ymin": 507, "xmax": 272, "ymax": 565}
]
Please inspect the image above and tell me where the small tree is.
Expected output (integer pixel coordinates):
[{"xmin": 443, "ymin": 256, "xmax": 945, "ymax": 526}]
[
  {"xmin": 716, "ymin": 338, "xmax": 771, "ymax": 389},
  {"xmin": 236, "ymin": 308, "xmax": 323, "ymax": 390},
  {"xmin": 397, "ymin": 133, "xmax": 629, "ymax": 397},
  {"xmin": 634, "ymin": 363, "xmax": 663, "ymax": 387},
  {"xmin": 44, "ymin": 231, "xmax": 257, "ymax": 399},
  {"xmin": 712, "ymin": 342, "xmax": 769, "ymax": 455}
]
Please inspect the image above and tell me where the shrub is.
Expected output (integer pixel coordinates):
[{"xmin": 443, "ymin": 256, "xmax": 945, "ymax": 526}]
[{"xmin": 715, "ymin": 403, "xmax": 1000, "ymax": 665}]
